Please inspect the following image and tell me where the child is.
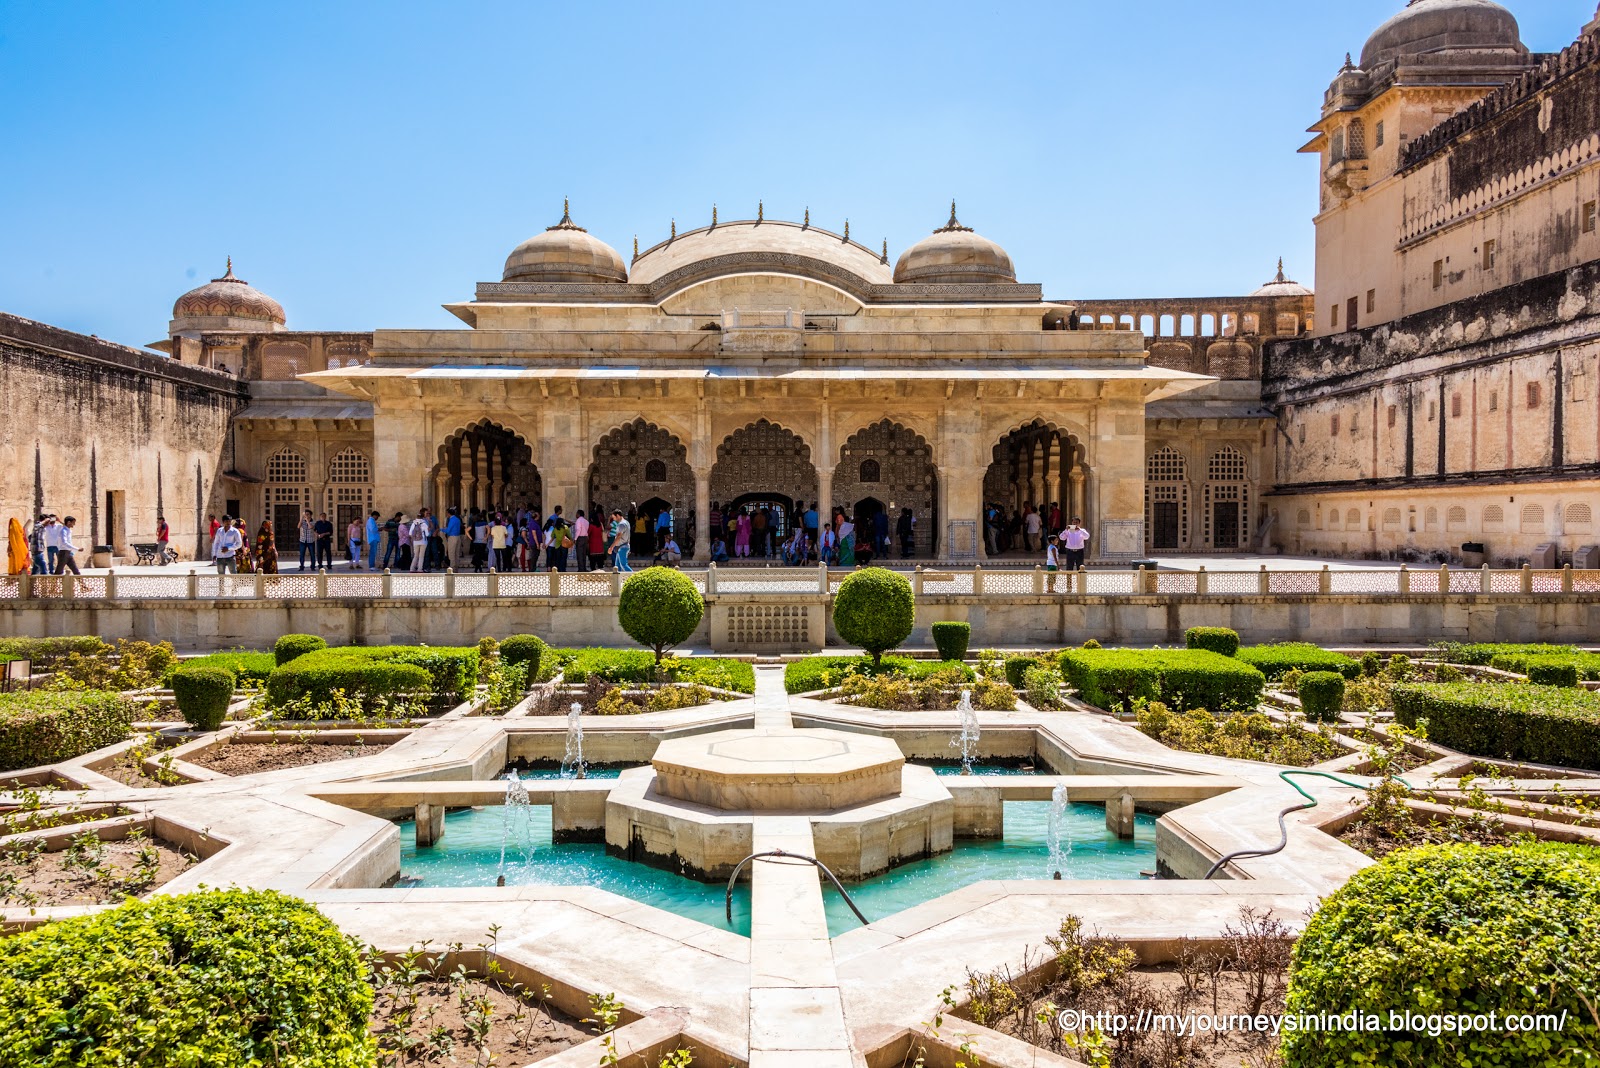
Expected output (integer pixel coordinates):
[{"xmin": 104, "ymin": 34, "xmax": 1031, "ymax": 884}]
[{"xmin": 1045, "ymin": 537, "xmax": 1061, "ymax": 592}]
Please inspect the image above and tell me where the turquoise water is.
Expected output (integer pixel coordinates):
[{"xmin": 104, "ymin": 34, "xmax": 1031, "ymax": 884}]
[
  {"xmin": 507, "ymin": 766, "xmax": 631, "ymax": 780},
  {"xmin": 399, "ymin": 801, "xmax": 1157, "ymax": 938},
  {"xmin": 914, "ymin": 761, "xmax": 1053, "ymax": 776}
]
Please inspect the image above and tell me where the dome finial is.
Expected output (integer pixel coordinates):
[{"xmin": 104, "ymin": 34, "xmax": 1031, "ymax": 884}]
[
  {"xmin": 757, "ymin": 200, "xmax": 764, "ymax": 222},
  {"xmin": 224, "ymin": 256, "xmax": 235, "ymax": 280},
  {"xmin": 803, "ymin": 207, "xmax": 810, "ymax": 229},
  {"xmin": 546, "ymin": 198, "xmax": 586, "ymax": 233},
  {"xmin": 633, "ymin": 235, "xmax": 639, "ymax": 261},
  {"xmin": 935, "ymin": 200, "xmax": 973, "ymax": 234},
  {"xmin": 1276, "ymin": 257, "xmax": 1286, "ymax": 283},
  {"xmin": 712, "ymin": 203, "xmax": 718, "ymax": 227},
  {"xmin": 843, "ymin": 218, "xmax": 849, "ymax": 241},
  {"xmin": 881, "ymin": 239, "xmax": 889, "ymax": 264},
  {"xmin": 670, "ymin": 218, "xmax": 676, "ymax": 240}
]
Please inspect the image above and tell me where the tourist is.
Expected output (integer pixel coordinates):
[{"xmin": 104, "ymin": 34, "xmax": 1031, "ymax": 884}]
[
  {"xmin": 1045, "ymin": 535, "xmax": 1061, "ymax": 592},
  {"xmin": 632, "ymin": 508, "xmax": 650, "ymax": 556},
  {"xmin": 572, "ymin": 510, "xmax": 590, "ymax": 572},
  {"xmin": 609, "ymin": 508, "xmax": 632, "ymax": 571},
  {"xmin": 213, "ymin": 516, "xmax": 244, "ymax": 575},
  {"xmin": 489, "ymin": 513, "xmax": 511, "ymax": 571},
  {"xmin": 1048, "ymin": 502, "xmax": 1062, "ymax": 535},
  {"xmin": 780, "ymin": 529, "xmax": 806, "ymax": 565},
  {"xmin": 837, "ymin": 516, "xmax": 856, "ymax": 566},
  {"xmin": 51, "ymin": 515, "xmax": 81, "ymax": 575},
  {"xmin": 314, "ymin": 512, "xmax": 334, "ymax": 569},
  {"xmin": 155, "ymin": 514, "xmax": 170, "ymax": 562},
  {"xmin": 589, "ymin": 509, "xmax": 608, "ymax": 569},
  {"xmin": 1061, "ymin": 517, "xmax": 1090, "ymax": 571},
  {"xmin": 364, "ymin": 511, "xmax": 380, "ymax": 570},
  {"xmin": 801, "ymin": 501, "xmax": 818, "ymax": 560},
  {"xmin": 1024, "ymin": 505, "xmax": 1041, "ymax": 552},
  {"xmin": 207, "ymin": 514, "xmax": 220, "ymax": 558},
  {"xmin": 346, "ymin": 517, "xmax": 362, "ymax": 568},
  {"xmin": 873, "ymin": 509, "xmax": 890, "ymax": 558},
  {"xmin": 254, "ymin": 519, "xmax": 279, "ymax": 574},
  {"xmin": 40, "ymin": 514, "xmax": 61, "ymax": 574},
  {"xmin": 709, "ymin": 534, "xmax": 729, "ymax": 563},
  {"xmin": 708, "ymin": 501, "xmax": 723, "ymax": 544},
  {"xmin": 654, "ymin": 533, "xmax": 682, "ymax": 567},
  {"xmin": 819, "ymin": 522, "xmax": 836, "ymax": 564},
  {"xmin": 469, "ymin": 511, "xmax": 488, "ymax": 572},
  {"xmin": 751, "ymin": 507, "xmax": 769, "ymax": 558},
  {"xmin": 983, "ymin": 504, "xmax": 1000, "ymax": 556},
  {"xmin": 382, "ymin": 512, "xmax": 401, "ymax": 569},
  {"xmin": 525, "ymin": 510, "xmax": 544, "ymax": 571},
  {"xmin": 27, "ymin": 514, "xmax": 47, "ymax": 575},
  {"xmin": 296, "ymin": 510, "xmax": 316, "ymax": 571},
  {"xmin": 655, "ymin": 504, "xmax": 672, "ymax": 548},
  {"xmin": 444, "ymin": 507, "xmax": 463, "ymax": 570},
  {"xmin": 408, "ymin": 512, "xmax": 428, "ymax": 572},
  {"xmin": 426, "ymin": 509, "xmax": 447, "ymax": 571},
  {"xmin": 733, "ymin": 508, "xmax": 751, "ymax": 558},
  {"xmin": 395, "ymin": 513, "xmax": 412, "ymax": 571},
  {"xmin": 898, "ymin": 507, "xmax": 916, "ymax": 557}
]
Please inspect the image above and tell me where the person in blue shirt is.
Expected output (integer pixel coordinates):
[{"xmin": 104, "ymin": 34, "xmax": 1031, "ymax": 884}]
[
  {"xmin": 365, "ymin": 512, "xmax": 381, "ymax": 570},
  {"xmin": 444, "ymin": 508, "xmax": 464, "ymax": 571},
  {"xmin": 801, "ymin": 502, "xmax": 819, "ymax": 562}
]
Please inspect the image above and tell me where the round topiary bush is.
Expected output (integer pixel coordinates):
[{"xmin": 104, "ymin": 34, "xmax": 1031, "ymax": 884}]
[
  {"xmin": 498, "ymin": 634, "xmax": 547, "ymax": 678},
  {"xmin": 618, "ymin": 567, "xmax": 705, "ymax": 664},
  {"xmin": 833, "ymin": 568, "xmax": 915, "ymax": 666},
  {"xmin": 169, "ymin": 665, "xmax": 235, "ymax": 732},
  {"xmin": 275, "ymin": 633, "xmax": 328, "ymax": 666},
  {"xmin": 1296, "ymin": 670, "xmax": 1344, "ymax": 723},
  {"xmin": 0, "ymin": 887, "xmax": 376, "ymax": 1067},
  {"xmin": 1185, "ymin": 626, "xmax": 1240, "ymax": 658},
  {"xmin": 1284, "ymin": 843, "xmax": 1600, "ymax": 1066},
  {"xmin": 930, "ymin": 621, "xmax": 971, "ymax": 662}
]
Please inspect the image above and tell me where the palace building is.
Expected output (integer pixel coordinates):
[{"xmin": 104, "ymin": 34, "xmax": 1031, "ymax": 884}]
[{"xmin": 4, "ymin": 0, "xmax": 1598, "ymax": 568}]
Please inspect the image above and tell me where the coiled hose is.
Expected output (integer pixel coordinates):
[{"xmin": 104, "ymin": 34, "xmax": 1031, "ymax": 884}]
[{"xmin": 1202, "ymin": 769, "xmax": 1410, "ymax": 880}]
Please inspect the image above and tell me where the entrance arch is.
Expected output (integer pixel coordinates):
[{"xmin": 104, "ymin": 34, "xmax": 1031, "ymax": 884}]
[
  {"xmin": 588, "ymin": 420, "xmax": 693, "ymax": 548},
  {"xmin": 432, "ymin": 422, "xmax": 538, "ymax": 514},
  {"xmin": 711, "ymin": 421, "xmax": 815, "ymax": 557},
  {"xmin": 982, "ymin": 421, "xmax": 1088, "ymax": 556},
  {"xmin": 832, "ymin": 420, "xmax": 938, "ymax": 558}
]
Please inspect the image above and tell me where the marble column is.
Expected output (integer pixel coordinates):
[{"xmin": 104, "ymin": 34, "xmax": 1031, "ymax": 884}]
[
  {"xmin": 694, "ymin": 469, "xmax": 711, "ymax": 560},
  {"xmin": 1070, "ymin": 468, "xmax": 1086, "ymax": 521}
]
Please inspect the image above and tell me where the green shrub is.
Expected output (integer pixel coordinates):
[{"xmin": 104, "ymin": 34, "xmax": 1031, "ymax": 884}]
[
  {"xmin": 169, "ymin": 666, "xmax": 236, "ymax": 732},
  {"xmin": 1080, "ymin": 638, "xmax": 1102, "ymax": 650},
  {"xmin": 1297, "ymin": 671, "xmax": 1345, "ymax": 723},
  {"xmin": 265, "ymin": 653, "xmax": 433, "ymax": 712},
  {"xmin": 53, "ymin": 639, "xmax": 176, "ymax": 691},
  {"xmin": 1284, "ymin": 843, "xmax": 1600, "ymax": 1067},
  {"xmin": 165, "ymin": 652, "xmax": 277, "ymax": 688},
  {"xmin": 1060, "ymin": 648, "xmax": 1265, "ymax": 714},
  {"xmin": 784, "ymin": 655, "xmax": 973, "ymax": 695},
  {"xmin": 1489, "ymin": 650, "xmax": 1600, "ymax": 682},
  {"xmin": 1184, "ymin": 627, "xmax": 1239, "ymax": 657},
  {"xmin": 1235, "ymin": 643, "xmax": 1361, "ymax": 680},
  {"xmin": 1392, "ymin": 681, "xmax": 1600, "ymax": 771},
  {"xmin": 275, "ymin": 646, "xmax": 478, "ymax": 701},
  {"xmin": 617, "ymin": 567, "xmax": 704, "ymax": 663},
  {"xmin": 832, "ymin": 568, "xmax": 915, "ymax": 666},
  {"xmin": 930, "ymin": 621, "xmax": 971, "ymax": 662},
  {"xmin": 0, "ymin": 690, "xmax": 136, "ymax": 770},
  {"xmin": 1433, "ymin": 642, "xmax": 1578, "ymax": 666},
  {"xmin": 498, "ymin": 634, "xmax": 547, "ymax": 678},
  {"xmin": 274, "ymin": 633, "xmax": 328, "ymax": 666},
  {"xmin": 839, "ymin": 667, "xmax": 1014, "ymax": 711},
  {"xmin": 0, "ymin": 888, "xmax": 376, "ymax": 1068},
  {"xmin": 560, "ymin": 648, "xmax": 753, "ymax": 693},
  {"xmin": 0, "ymin": 636, "xmax": 110, "ymax": 669},
  {"xmin": 1138, "ymin": 701, "xmax": 1345, "ymax": 766},
  {"xmin": 1522, "ymin": 658, "xmax": 1581, "ymax": 688},
  {"xmin": 1022, "ymin": 665, "xmax": 1064, "ymax": 710},
  {"xmin": 1004, "ymin": 655, "xmax": 1042, "ymax": 689}
]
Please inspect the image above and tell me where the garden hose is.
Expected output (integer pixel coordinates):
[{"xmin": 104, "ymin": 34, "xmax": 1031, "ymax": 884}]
[{"xmin": 1202, "ymin": 769, "xmax": 1411, "ymax": 879}]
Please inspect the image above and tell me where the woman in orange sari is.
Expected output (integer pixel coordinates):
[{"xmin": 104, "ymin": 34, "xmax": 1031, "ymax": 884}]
[{"xmin": 254, "ymin": 520, "xmax": 279, "ymax": 575}]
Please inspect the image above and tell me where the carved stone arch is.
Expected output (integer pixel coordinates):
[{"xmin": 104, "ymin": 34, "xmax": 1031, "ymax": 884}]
[
  {"xmin": 832, "ymin": 418, "xmax": 940, "ymax": 557},
  {"xmin": 710, "ymin": 420, "xmax": 818, "ymax": 548},
  {"xmin": 587, "ymin": 419, "xmax": 693, "ymax": 530},
  {"xmin": 981, "ymin": 418, "xmax": 1090, "ymax": 554},
  {"xmin": 432, "ymin": 420, "xmax": 538, "ymax": 513}
]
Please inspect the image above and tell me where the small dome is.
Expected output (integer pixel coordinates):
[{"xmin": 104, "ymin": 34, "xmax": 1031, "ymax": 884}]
[
  {"xmin": 893, "ymin": 203, "xmax": 1016, "ymax": 285},
  {"xmin": 503, "ymin": 201, "xmax": 627, "ymax": 284},
  {"xmin": 1251, "ymin": 259, "xmax": 1313, "ymax": 297},
  {"xmin": 172, "ymin": 259, "xmax": 285, "ymax": 324},
  {"xmin": 1360, "ymin": 0, "xmax": 1524, "ymax": 70}
]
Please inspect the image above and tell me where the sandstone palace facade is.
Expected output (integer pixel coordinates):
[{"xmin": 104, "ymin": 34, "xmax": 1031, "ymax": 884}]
[{"xmin": 4, "ymin": 1, "xmax": 1599, "ymax": 568}]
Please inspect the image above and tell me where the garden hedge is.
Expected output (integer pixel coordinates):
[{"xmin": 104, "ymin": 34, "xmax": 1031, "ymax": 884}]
[
  {"xmin": 265, "ymin": 654, "xmax": 434, "ymax": 711},
  {"xmin": 1392, "ymin": 681, "xmax": 1600, "ymax": 771},
  {"xmin": 1184, "ymin": 626, "xmax": 1239, "ymax": 658},
  {"xmin": 274, "ymin": 633, "xmax": 328, "ymax": 666},
  {"xmin": 164, "ymin": 651, "xmax": 278, "ymax": 688},
  {"xmin": 558, "ymin": 648, "xmax": 754, "ymax": 693},
  {"xmin": 169, "ymin": 666, "xmax": 236, "ymax": 732},
  {"xmin": 0, "ymin": 636, "xmax": 110, "ymax": 669},
  {"xmin": 1297, "ymin": 671, "xmax": 1345, "ymax": 723},
  {"xmin": 784, "ymin": 655, "xmax": 973, "ymax": 695},
  {"xmin": 0, "ymin": 888, "xmax": 376, "ymax": 1068},
  {"xmin": 498, "ymin": 634, "xmax": 547, "ymax": 679},
  {"xmin": 1489, "ymin": 650, "xmax": 1600, "ymax": 683},
  {"xmin": 1284, "ymin": 843, "xmax": 1600, "ymax": 1067},
  {"xmin": 1235, "ymin": 643, "xmax": 1361, "ymax": 680},
  {"xmin": 617, "ymin": 567, "xmax": 704, "ymax": 663},
  {"xmin": 832, "ymin": 568, "xmax": 915, "ymax": 665},
  {"xmin": 0, "ymin": 690, "xmax": 135, "ymax": 771},
  {"xmin": 1004, "ymin": 654, "xmax": 1043, "ymax": 689},
  {"xmin": 1060, "ymin": 648, "xmax": 1265, "ymax": 713},
  {"xmin": 930, "ymin": 621, "xmax": 971, "ymax": 662},
  {"xmin": 1435, "ymin": 642, "xmax": 1578, "ymax": 666}
]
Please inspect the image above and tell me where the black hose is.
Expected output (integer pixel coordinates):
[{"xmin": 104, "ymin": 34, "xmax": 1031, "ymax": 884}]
[
  {"xmin": 724, "ymin": 848, "xmax": 870, "ymax": 928},
  {"xmin": 1203, "ymin": 769, "xmax": 1409, "ymax": 880}
]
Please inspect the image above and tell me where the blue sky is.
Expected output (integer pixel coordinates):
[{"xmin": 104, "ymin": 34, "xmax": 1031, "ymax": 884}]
[{"xmin": 1, "ymin": 1, "xmax": 1594, "ymax": 347}]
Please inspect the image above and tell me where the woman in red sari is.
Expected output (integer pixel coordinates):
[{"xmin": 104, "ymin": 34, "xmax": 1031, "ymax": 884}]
[{"xmin": 254, "ymin": 520, "xmax": 279, "ymax": 574}]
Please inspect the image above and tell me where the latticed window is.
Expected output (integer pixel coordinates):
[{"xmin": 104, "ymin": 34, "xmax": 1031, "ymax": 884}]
[
  {"xmin": 859, "ymin": 459, "xmax": 880, "ymax": 483},
  {"xmin": 1568, "ymin": 503, "xmax": 1594, "ymax": 531},
  {"xmin": 1483, "ymin": 505, "xmax": 1504, "ymax": 532},
  {"xmin": 1382, "ymin": 508, "xmax": 1402, "ymax": 529},
  {"xmin": 1425, "ymin": 507, "xmax": 1439, "ymax": 531},
  {"xmin": 644, "ymin": 459, "xmax": 667, "ymax": 483},
  {"xmin": 1202, "ymin": 447, "xmax": 1249, "ymax": 550},
  {"xmin": 1521, "ymin": 504, "xmax": 1545, "ymax": 533},
  {"xmin": 328, "ymin": 448, "xmax": 370, "ymax": 484},
  {"xmin": 266, "ymin": 449, "xmax": 308, "ymax": 483},
  {"xmin": 1145, "ymin": 447, "xmax": 1189, "ymax": 551},
  {"xmin": 1296, "ymin": 509, "xmax": 1311, "ymax": 529},
  {"xmin": 1447, "ymin": 506, "xmax": 1468, "ymax": 530}
]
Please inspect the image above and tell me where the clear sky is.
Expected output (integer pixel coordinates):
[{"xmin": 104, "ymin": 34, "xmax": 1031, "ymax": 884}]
[{"xmin": 1, "ymin": 1, "xmax": 1594, "ymax": 348}]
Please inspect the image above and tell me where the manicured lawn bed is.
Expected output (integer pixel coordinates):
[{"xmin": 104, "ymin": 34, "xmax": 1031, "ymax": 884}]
[
  {"xmin": 783, "ymin": 655, "xmax": 974, "ymax": 695},
  {"xmin": 1393, "ymin": 682, "xmax": 1600, "ymax": 771},
  {"xmin": 188, "ymin": 739, "xmax": 393, "ymax": 775},
  {"xmin": 1059, "ymin": 648, "xmax": 1265, "ymax": 713},
  {"xmin": 1235, "ymin": 643, "xmax": 1361, "ymax": 680},
  {"xmin": 0, "ymin": 826, "xmax": 194, "ymax": 908},
  {"xmin": 554, "ymin": 648, "xmax": 754, "ymax": 693}
]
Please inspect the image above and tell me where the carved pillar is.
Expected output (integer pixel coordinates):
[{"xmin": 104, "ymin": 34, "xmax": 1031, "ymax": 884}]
[
  {"xmin": 1029, "ymin": 440, "xmax": 1045, "ymax": 509},
  {"xmin": 1070, "ymin": 468, "xmax": 1086, "ymax": 521},
  {"xmin": 1048, "ymin": 434, "xmax": 1064, "ymax": 513},
  {"xmin": 694, "ymin": 468, "xmax": 711, "ymax": 560}
]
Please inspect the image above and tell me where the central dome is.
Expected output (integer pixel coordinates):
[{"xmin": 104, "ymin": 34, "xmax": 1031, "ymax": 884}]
[
  {"xmin": 503, "ymin": 202, "xmax": 627, "ymax": 284},
  {"xmin": 1360, "ymin": 0, "xmax": 1524, "ymax": 70},
  {"xmin": 628, "ymin": 216, "xmax": 894, "ymax": 289},
  {"xmin": 893, "ymin": 203, "xmax": 1016, "ymax": 285}
]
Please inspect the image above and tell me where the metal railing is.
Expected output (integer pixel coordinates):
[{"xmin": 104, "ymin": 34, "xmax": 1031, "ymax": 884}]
[{"xmin": 0, "ymin": 564, "xmax": 1595, "ymax": 603}]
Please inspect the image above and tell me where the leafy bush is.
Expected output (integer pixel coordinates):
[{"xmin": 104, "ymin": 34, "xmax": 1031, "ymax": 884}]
[
  {"xmin": 269, "ymin": 646, "xmax": 478, "ymax": 702},
  {"xmin": 265, "ymin": 654, "xmax": 433, "ymax": 712},
  {"xmin": 1489, "ymin": 650, "xmax": 1600, "ymax": 683},
  {"xmin": 930, "ymin": 621, "xmax": 971, "ymax": 662},
  {"xmin": 1297, "ymin": 671, "xmax": 1345, "ymax": 723},
  {"xmin": 274, "ymin": 633, "xmax": 328, "ymax": 666},
  {"xmin": 1004, "ymin": 655, "xmax": 1042, "ymax": 689},
  {"xmin": 1060, "ymin": 648, "xmax": 1265, "ymax": 713},
  {"xmin": 165, "ymin": 651, "xmax": 277, "ymax": 688},
  {"xmin": 169, "ymin": 666, "xmax": 235, "ymax": 732},
  {"xmin": 1433, "ymin": 642, "xmax": 1578, "ymax": 666},
  {"xmin": 0, "ymin": 636, "xmax": 110, "ymax": 669},
  {"xmin": 1235, "ymin": 643, "xmax": 1361, "ymax": 680},
  {"xmin": 53, "ymin": 639, "xmax": 176, "ymax": 692},
  {"xmin": 1137, "ymin": 701, "xmax": 1344, "ymax": 766},
  {"xmin": 832, "ymin": 568, "xmax": 915, "ymax": 666},
  {"xmin": 1393, "ymin": 681, "xmax": 1600, "ymax": 771},
  {"xmin": 617, "ymin": 567, "xmax": 704, "ymax": 663},
  {"xmin": 783, "ymin": 655, "xmax": 974, "ymax": 694},
  {"xmin": 0, "ymin": 690, "xmax": 136, "ymax": 770},
  {"xmin": 1520, "ymin": 658, "xmax": 1581, "ymax": 688},
  {"xmin": 838, "ymin": 668, "xmax": 1014, "ymax": 711},
  {"xmin": 1184, "ymin": 626, "xmax": 1239, "ymax": 657},
  {"xmin": 0, "ymin": 888, "xmax": 376, "ymax": 1067},
  {"xmin": 498, "ymin": 634, "xmax": 547, "ymax": 678},
  {"xmin": 1080, "ymin": 638, "xmax": 1102, "ymax": 650},
  {"xmin": 558, "ymin": 648, "xmax": 753, "ymax": 692},
  {"xmin": 1284, "ymin": 843, "xmax": 1600, "ymax": 1067},
  {"xmin": 1022, "ymin": 665, "xmax": 1064, "ymax": 710}
]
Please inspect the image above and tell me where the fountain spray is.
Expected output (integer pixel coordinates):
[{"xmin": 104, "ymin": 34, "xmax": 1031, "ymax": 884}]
[
  {"xmin": 561, "ymin": 702, "xmax": 586, "ymax": 780},
  {"xmin": 1046, "ymin": 782, "xmax": 1071, "ymax": 878},
  {"xmin": 950, "ymin": 689, "xmax": 980, "ymax": 775}
]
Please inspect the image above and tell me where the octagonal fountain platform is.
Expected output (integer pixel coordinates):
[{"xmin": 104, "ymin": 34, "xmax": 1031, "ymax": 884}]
[{"xmin": 606, "ymin": 727, "xmax": 953, "ymax": 880}]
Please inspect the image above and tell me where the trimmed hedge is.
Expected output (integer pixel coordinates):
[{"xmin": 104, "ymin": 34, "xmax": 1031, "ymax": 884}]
[
  {"xmin": 0, "ymin": 888, "xmax": 376, "ymax": 1067},
  {"xmin": 1520, "ymin": 657, "xmax": 1581, "ymax": 688},
  {"xmin": 617, "ymin": 567, "xmax": 704, "ymax": 663},
  {"xmin": 1489, "ymin": 650, "xmax": 1600, "ymax": 682},
  {"xmin": 265, "ymin": 654, "xmax": 434, "ymax": 711},
  {"xmin": 1004, "ymin": 654, "xmax": 1043, "ymax": 689},
  {"xmin": 498, "ymin": 634, "xmax": 547, "ymax": 679},
  {"xmin": 274, "ymin": 633, "xmax": 328, "ymax": 666},
  {"xmin": 784, "ymin": 655, "xmax": 974, "ymax": 695},
  {"xmin": 1297, "ymin": 671, "xmax": 1345, "ymax": 723},
  {"xmin": 0, "ymin": 690, "xmax": 135, "ymax": 771},
  {"xmin": 1392, "ymin": 681, "xmax": 1600, "ymax": 771},
  {"xmin": 1235, "ymin": 643, "xmax": 1361, "ymax": 680},
  {"xmin": 1284, "ymin": 843, "xmax": 1600, "ymax": 1067},
  {"xmin": 170, "ymin": 666, "xmax": 235, "ymax": 732},
  {"xmin": 0, "ymin": 636, "xmax": 109, "ymax": 669},
  {"xmin": 1184, "ymin": 627, "xmax": 1239, "ymax": 658},
  {"xmin": 164, "ymin": 652, "xmax": 277, "ymax": 688},
  {"xmin": 1435, "ymin": 642, "xmax": 1578, "ymax": 666},
  {"xmin": 558, "ymin": 648, "xmax": 754, "ymax": 693},
  {"xmin": 1060, "ymin": 648, "xmax": 1265, "ymax": 713},
  {"xmin": 833, "ymin": 568, "xmax": 915, "ymax": 665},
  {"xmin": 930, "ymin": 621, "xmax": 971, "ymax": 662}
]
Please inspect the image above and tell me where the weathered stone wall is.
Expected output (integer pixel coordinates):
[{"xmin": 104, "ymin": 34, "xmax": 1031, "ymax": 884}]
[{"xmin": 0, "ymin": 314, "xmax": 243, "ymax": 560}]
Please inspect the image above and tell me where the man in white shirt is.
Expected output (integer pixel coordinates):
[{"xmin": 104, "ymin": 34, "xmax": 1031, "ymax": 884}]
[
  {"xmin": 1060, "ymin": 517, "xmax": 1090, "ymax": 572},
  {"xmin": 408, "ymin": 514, "xmax": 429, "ymax": 572},
  {"xmin": 1024, "ymin": 507, "xmax": 1043, "ymax": 552},
  {"xmin": 52, "ymin": 516, "xmax": 82, "ymax": 575},
  {"xmin": 213, "ymin": 517, "xmax": 245, "ymax": 575}
]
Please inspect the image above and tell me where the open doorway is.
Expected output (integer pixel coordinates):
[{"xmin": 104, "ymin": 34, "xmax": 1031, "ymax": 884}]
[{"xmin": 104, "ymin": 490, "xmax": 126, "ymax": 553}]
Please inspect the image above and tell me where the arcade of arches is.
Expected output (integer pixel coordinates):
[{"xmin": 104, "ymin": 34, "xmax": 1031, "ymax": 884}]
[
  {"xmin": 983, "ymin": 422, "xmax": 1088, "ymax": 526},
  {"xmin": 430, "ymin": 423, "xmax": 541, "ymax": 515}
]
